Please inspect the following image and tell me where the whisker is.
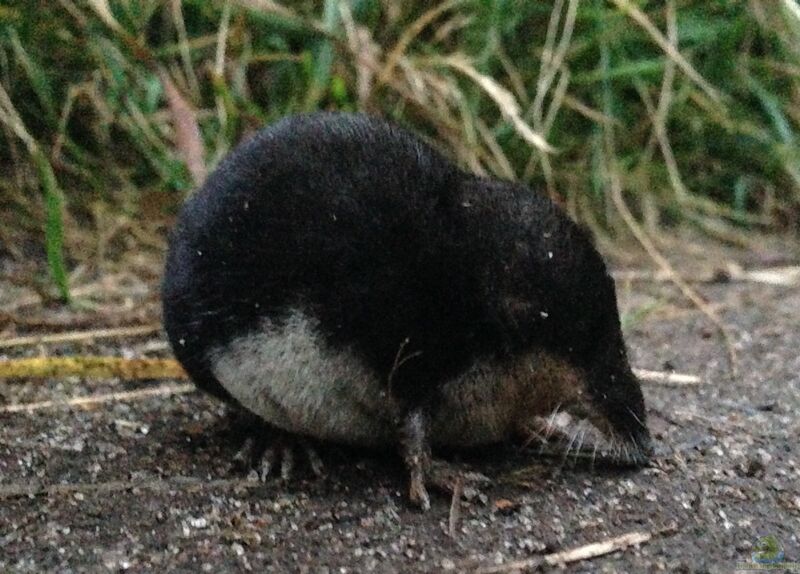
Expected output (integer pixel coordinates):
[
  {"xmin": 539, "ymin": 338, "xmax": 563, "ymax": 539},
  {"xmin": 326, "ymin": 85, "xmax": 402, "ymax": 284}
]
[
  {"xmin": 543, "ymin": 403, "xmax": 563, "ymax": 441},
  {"xmin": 539, "ymin": 404, "xmax": 563, "ymax": 455},
  {"xmin": 626, "ymin": 407, "xmax": 647, "ymax": 429},
  {"xmin": 558, "ymin": 425, "xmax": 581, "ymax": 471},
  {"xmin": 628, "ymin": 432, "xmax": 639, "ymax": 459},
  {"xmin": 573, "ymin": 423, "xmax": 588, "ymax": 464},
  {"xmin": 520, "ymin": 422, "xmax": 543, "ymax": 450}
]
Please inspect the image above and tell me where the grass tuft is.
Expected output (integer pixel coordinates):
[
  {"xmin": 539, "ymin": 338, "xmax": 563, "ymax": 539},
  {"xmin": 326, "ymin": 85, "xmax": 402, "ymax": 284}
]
[{"xmin": 0, "ymin": 0, "xmax": 798, "ymax": 293}]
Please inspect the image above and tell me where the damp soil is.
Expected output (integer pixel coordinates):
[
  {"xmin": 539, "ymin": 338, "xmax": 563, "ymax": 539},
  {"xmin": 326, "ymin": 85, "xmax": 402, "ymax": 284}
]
[{"xmin": 1, "ymin": 238, "xmax": 799, "ymax": 573}]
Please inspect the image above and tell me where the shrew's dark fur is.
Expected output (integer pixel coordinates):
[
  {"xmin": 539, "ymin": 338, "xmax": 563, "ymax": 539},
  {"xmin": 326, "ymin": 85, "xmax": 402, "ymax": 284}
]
[{"xmin": 162, "ymin": 112, "xmax": 649, "ymax": 449}]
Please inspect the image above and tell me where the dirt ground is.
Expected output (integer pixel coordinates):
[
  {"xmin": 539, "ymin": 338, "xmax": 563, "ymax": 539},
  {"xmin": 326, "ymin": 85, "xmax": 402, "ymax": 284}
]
[{"xmin": 1, "ymin": 237, "xmax": 799, "ymax": 573}]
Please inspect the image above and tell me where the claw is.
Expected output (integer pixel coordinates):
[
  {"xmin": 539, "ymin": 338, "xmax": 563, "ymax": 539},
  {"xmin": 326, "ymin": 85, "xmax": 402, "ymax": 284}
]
[
  {"xmin": 229, "ymin": 416, "xmax": 324, "ymax": 481},
  {"xmin": 408, "ymin": 468, "xmax": 431, "ymax": 511},
  {"xmin": 257, "ymin": 447, "xmax": 277, "ymax": 480},
  {"xmin": 428, "ymin": 461, "xmax": 491, "ymax": 502},
  {"xmin": 399, "ymin": 409, "xmax": 490, "ymax": 509},
  {"xmin": 280, "ymin": 446, "xmax": 295, "ymax": 480},
  {"xmin": 233, "ymin": 436, "xmax": 254, "ymax": 467},
  {"xmin": 233, "ymin": 435, "xmax": 270, "ymax": 473},
  {"xmin": 304, "ymin": 444, "xmax": 326, "ymax": 477}
]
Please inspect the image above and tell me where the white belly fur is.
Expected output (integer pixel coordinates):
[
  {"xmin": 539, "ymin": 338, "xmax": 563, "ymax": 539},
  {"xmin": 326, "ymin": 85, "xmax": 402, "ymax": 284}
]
[
  {"xmin": 210, "ymin": 311, "xmax": 397, "ymax": 446},
  {"xmin": 210, "ymin": 310, "xmax": 573, "ymax": 448}
]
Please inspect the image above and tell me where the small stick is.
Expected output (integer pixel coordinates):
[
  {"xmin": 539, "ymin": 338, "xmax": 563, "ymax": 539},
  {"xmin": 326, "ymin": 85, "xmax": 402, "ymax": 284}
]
[
  {"xmin": 736, "ymin": 265, "xmax": 800, "ymax": 287},
  {"xmin": 0, "ymin": 356, "xmax": 187, "ymax": 380},
  {"xmin": 476, "ymin": 530, "xmax": 652, "ymax": 573},
  {"xmin": 448, "ymin": 477, "xmax": 463, "ymax": 538},
  {"xmin": 614, "ymin": 265, "xmax": 800, "ymax": 286},
  {"xmin": 0, "ymin": 324, "xmax": 160, "ymax": 349},
  {"xmin": 633, "ymin": 368, "xmax": 702, "ymax": 386},
  {"xmin": 0, "ymin": 383, "xmax": 195, "ymax": 413},
  {"xmin": 542, "ymin": 531, "xmax": 651, "ymax": 566}
]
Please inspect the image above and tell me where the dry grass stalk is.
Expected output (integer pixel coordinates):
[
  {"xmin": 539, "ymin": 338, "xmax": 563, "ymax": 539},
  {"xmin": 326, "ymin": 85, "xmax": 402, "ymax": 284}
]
[
  {"xmin": 476, "ymin": 119, "xmax": 516, "ymax": 180},
  {"xmin": 636, "ymin": 82, "xmax": 765, "ymax": 226},
  {"xmin": 85, "ymin": 0, "xmax": 125, "ymax": 35},
  {"xmin": 338, "ymin": 0, "xmax": 380, "ymax": 107},
  {"xmin": 0, "ymin": 356, "xmax": 186, "ymax": 380},
  {"xmin": 158, "ymin": 68, "xmax": 207, "ymax": 186},
  {"xmin": 440, "ymin": 55, "xmax": 554, "ymax": 153},
  {"xmin": 560, "ymin": 95, "xmax": 619, "ymax": 126},
  {"xmin": 170, "ymin": 0, "xmax": 202, "ymax": 98},
  {"xmin": 599, "ymin": 61, "xmax": 739, "ymax": 377},
  {"xmin": 611, "ymin": 0, "xmax": 723, "ymax": 104},
  {"xmin": 608, "ymin": 166, "xmax": 739, "ymax": 378},
  {"xmin": 377, "ymin": 0, "xmax": 464, "ymax": 88},
  {"xmin": 530, "ymin": 0, "xmax": 578, "ymax": 127},
  {"xmin": 213, "ymin": 0, "xmax": 233, "ymax": 156}
]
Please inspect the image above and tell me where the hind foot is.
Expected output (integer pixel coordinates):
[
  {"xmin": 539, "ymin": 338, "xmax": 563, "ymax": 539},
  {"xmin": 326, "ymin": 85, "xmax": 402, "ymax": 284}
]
[
  {"xmin": 401, "ymin": 409, "xmax": 492, "ymax": 510},
  {"xmin": 231, "ymin": 418, "xmax": 325, "ymax": 481},
  {"xmin": 427, "ymin": 460, "xmax": 492, "ymax": 501}
]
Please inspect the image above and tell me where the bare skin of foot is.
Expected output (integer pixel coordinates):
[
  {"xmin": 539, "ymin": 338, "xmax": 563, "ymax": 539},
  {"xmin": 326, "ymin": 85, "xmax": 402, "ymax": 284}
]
[{"xmin": 400, "ymin": 410, "xmax": 491, "ymax": 510}]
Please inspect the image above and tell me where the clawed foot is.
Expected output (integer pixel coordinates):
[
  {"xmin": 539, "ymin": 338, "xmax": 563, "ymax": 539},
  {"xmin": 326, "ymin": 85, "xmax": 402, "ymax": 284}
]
[
  {"xmin": 231, "ymin": 423, "xmax": 325, "ymax": 481},
  {"xmin": 401, "ymin": 409, "xmax": 492, "ymax": 510},
  {"xmin": 427, "ymin": 460, "xmax": 492, "ymax": 499},
  {"xmin": 408, "ymin": 459, "xmax": 492, "ymax": 510}
]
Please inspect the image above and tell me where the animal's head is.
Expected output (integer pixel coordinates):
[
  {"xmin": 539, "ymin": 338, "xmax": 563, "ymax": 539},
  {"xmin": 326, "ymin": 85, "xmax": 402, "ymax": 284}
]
[
  {"xmin": 490, "ymin": 216, "xmax": 651, "ymax": 465},
  {"xmin": 461, "ymin": 179, "xmax": 652, "ymax": 465}
]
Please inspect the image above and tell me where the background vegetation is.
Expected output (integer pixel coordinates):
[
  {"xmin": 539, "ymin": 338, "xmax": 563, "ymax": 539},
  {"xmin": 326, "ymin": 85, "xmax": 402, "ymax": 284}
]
[{"xmin": 1, "ymin": 0, "xmax": 799, "ymax": 300}]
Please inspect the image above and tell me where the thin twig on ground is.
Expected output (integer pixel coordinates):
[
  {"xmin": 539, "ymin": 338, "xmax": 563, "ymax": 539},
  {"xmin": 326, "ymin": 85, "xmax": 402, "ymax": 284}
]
[
  {"xmin": 0, "ymin": 383, "xmax": 195, "ymax": 413},
  {"xmin": 0, "ymin": 324, "xmax": 160, "ymax": 348},
  {"xmin": 633, "ymin": 368, "xmax": 702, "ymax": 386},
  {"xmin": 476, "ymin": 530, "xmax": 652, "ymax": 573},
  {"xmin": 614, "ymin": 265, "xmax": 800, "ymax": 286}
]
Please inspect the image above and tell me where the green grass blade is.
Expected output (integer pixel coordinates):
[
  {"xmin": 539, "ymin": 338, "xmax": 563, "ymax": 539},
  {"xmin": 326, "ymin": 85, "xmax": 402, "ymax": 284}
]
[
  {"xmin": 304, "ymin": 0, "xmax": 339, "ymax": 110},
  {"xmin": 31, "ymin": 149, "xmax": 70, "ymax": 302},
  {"xmin": 7, "ymin": 27, "xmax": 56, "ymax": 124},
  {"xmin": 746, "ymin": 73, "xmax": 796, "ymax": 145}
]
